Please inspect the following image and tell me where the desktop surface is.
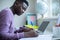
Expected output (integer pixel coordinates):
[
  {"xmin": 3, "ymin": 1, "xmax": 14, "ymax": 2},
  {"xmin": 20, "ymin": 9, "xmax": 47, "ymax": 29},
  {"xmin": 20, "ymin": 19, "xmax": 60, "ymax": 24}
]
[
  {"xmin": 20, "ymin": 30, "xmax": 53, "ymax": 40},
  {"xmin": 20, "ymin": 34, "xmax": 53, "ymax": 40}
]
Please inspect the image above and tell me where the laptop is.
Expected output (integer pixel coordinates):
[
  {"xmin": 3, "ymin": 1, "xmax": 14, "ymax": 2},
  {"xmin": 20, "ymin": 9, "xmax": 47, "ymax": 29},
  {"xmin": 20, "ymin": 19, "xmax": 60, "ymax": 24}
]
[{"xmin": 36, "ymin": 21, "xmax": 50, "ymax": 34}]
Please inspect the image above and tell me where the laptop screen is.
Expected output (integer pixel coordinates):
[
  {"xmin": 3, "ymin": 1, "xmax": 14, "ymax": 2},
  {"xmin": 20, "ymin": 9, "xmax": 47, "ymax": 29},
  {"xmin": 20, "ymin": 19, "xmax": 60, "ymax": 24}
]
[{"xmin": 38, "ymin": 21, "xmax": 49, "ymax": 32}]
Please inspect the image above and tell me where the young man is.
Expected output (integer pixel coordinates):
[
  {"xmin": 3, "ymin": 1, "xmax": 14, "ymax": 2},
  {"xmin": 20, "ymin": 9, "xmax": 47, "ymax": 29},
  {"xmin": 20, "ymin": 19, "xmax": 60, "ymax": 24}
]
[{"xmin": 0, "ymin": 0, "xmax": 38, "ymax": 40}]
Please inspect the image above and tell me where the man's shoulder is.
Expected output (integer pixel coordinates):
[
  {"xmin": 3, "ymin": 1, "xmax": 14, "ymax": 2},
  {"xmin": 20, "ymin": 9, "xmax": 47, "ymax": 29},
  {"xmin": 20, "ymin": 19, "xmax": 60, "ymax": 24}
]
[
  {"xmin": 0, "ymin": 8, "xmax": 14, "ymax": 20},
  {"xmin": 0, "ymin": 8, "xmax": 13, "ymax": 16},
  {"xmin": 1, "ymin": 8, "xmax": 11, "ymax": 13}
]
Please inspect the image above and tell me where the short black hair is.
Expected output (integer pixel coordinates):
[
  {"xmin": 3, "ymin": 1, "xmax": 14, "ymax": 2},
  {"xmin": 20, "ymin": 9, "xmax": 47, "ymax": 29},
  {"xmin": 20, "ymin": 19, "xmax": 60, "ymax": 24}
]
[{"xmin": 16, "ymin": 0, "xmax": 29, "ymax": 6}]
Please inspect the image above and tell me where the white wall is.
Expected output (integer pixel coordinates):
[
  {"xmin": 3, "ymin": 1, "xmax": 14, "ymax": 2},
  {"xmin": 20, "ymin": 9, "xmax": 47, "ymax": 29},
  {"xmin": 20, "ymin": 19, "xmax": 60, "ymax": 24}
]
[
  {"xmin": 0, "ymin": 0, "xmax": 15, "ymax": 11},
  {"xmin": 26, "ymin": 0, "xmax": 37, "ymax": 14}
]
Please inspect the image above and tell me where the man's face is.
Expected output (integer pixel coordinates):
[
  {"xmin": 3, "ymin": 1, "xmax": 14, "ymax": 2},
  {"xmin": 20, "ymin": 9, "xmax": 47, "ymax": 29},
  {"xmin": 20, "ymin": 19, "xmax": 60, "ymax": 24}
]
[{"xmin": 14, "ymin": 1, "xmax": 28, "ymax": 15}]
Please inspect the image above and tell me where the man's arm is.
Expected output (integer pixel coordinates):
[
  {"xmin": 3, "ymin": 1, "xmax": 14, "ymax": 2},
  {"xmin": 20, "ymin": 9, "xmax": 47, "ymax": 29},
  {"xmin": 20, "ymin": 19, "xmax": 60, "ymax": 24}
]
[{"xmin": 0, "ymin": 9, "xmax": 24, "ymax": 40}]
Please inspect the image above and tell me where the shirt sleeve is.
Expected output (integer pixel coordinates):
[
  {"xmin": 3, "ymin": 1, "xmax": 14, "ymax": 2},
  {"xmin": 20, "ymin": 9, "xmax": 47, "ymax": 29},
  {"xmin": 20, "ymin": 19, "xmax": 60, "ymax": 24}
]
[{"xmin": 0, "ymin": 9, "xmax": 24, "ymax": 40}]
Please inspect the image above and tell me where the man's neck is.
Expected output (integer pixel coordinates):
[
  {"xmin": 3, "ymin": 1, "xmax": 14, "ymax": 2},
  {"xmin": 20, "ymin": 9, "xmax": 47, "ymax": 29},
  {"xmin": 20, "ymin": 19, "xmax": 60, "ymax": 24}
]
[{"xmin": 10, "ymin": 6, "xmax": 15, "ymax": 15}]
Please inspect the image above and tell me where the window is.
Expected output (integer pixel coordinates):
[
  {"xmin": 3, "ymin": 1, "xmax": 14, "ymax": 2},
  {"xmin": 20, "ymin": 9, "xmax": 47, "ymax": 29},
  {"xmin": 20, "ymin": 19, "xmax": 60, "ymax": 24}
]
[
  {"xmin": 36, "ymin": 0, "xmax": 49, "ymax": 19},
  {"xmin": 52, "ymin": 0, "xmax": 60, "ymax": 16},
  {"xmin": 36, "ymin": 0, "xmax": 60, "ymax": 19}
]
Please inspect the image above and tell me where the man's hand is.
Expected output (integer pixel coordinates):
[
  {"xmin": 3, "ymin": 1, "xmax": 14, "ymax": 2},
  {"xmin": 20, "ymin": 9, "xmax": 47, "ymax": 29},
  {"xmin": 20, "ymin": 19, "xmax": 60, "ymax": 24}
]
[
  {"xmin": 14, "ymin": 27, "xmax": 33, "ymax": 33},
  {"xmin": 24, "ymin": 30, "xmax": 38, "ymax": 38},
  {"xmin": 19, "ymin": 27, "xmax": 33, "ymax": 32},
  {"xmin": 14, "ymin": 26, "xmax": 38, "ymax": 38}
]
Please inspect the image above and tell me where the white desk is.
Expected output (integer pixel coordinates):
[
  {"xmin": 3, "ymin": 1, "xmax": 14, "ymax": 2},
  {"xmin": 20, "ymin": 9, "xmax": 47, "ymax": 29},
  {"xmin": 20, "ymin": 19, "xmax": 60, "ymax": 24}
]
[
  {"xmin": 19, "ymin": 30, "xmax": 53, "ymax": 40},
  {"xmin": 20, "ymin": 34, "xmax": 53, "ymax": 40}
]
